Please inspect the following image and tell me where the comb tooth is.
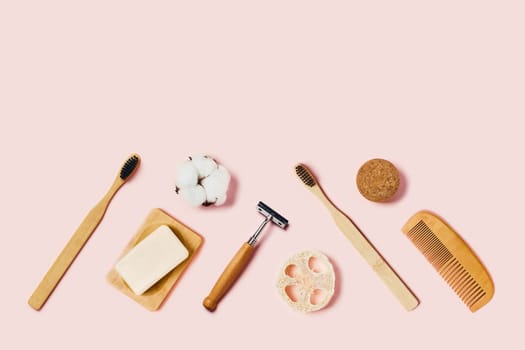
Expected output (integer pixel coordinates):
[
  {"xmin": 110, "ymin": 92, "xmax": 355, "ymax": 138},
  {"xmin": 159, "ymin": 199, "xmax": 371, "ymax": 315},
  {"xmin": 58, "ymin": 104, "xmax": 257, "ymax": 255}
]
[
  {"xmin": 444, "ymin": 266, "xmax": 464, "ymax": 289},
  {"xmin": 468, "ymin": 290, "xmax": 487, "ymax": 308},
  {"xmin": 415, "ymin": 232, "xmax": 440, "ymax": 255},
  {"xmin": 439, "ymin": 258, "xmax": 456, "ymax": 275},
  {"xmin": 434, "ymin": 252, "xmax": 453, "ymax": 269},
  {"xmin": 452, "ymin": 273, "xmax": 471, "ymax": 292},
  {"xmin": 451, "ymin": 276, "xmax": 468, "ymax": 294},
  {"xmin": 408, "ymin": 221, "xmax": 453, "ymax": 270},
  {"xmin": 457, "ymin": 277, "xmax": 476, "ymax": 298},
  {"xmin": 411, "ymin": 224, "xmax": 434, "ymax": 248},
  {"xmin": 464, "ymin": 286, "xmax": 483, "ymax": 304},
  {"xmin": 452, "ymin": 273, "xmax": 471, "ymax": 294},
  {"xmin": 441, "ymin": 263, "xmax": 458, "ymax": 282},
  {"xmin": 407, "ymin": 229, "xmax": 425, "ymax": 247},
  {"xmin": 429, "ymin": 246, "xmax": 452, "ymax": 269},
  {"xmin": 426, "ymin": 238, "xmax": 445, "ymax": 255},
  {"xmin": 465, "ymin": 287, "xmax": 484, "ymax": 306},
  {"xmin": 430, "ymin": 242, "xmax": 452, "ymax": 268},
  {"xmin": 461, "ymin": 277, "xmax": 477, "ymax": 295},
  {"xmin": 460, "ymin": 287, "xmax": 476, "ymax": 303},
  {"xmin": 449, "ymin": 265, "xmax": 467, "ymax": 285},
  {"xmin": 421, "ymin": 233, "xmax": 440, "ymax": 252},
  {"xmin": 449, "ymin": 267, "xmax": 469, "ymax": 289},
  {"xmin": 430, "ymin": 253, "xmax": 448, "ymax": 269},
  {"xmin": 449, "ymin": 268, "xmax": 486, "ymax": 306},
  {"xmin": 463, "ymin": 284, "xmax": 481, "ymax": 302},
  {"xmin": 407, "ymin": 222, "xmax": 429, "ymax": 244},
  {"xmin": 445, "ymin": 260, "xmax": 461, "ymax": 278},
  {"xmin": 442, "ymin": 260, "xmax": 461, "ymax": 281},
  {"xmin": 409, "ymin": 220, "xmax": 426, "ymax": 234}
]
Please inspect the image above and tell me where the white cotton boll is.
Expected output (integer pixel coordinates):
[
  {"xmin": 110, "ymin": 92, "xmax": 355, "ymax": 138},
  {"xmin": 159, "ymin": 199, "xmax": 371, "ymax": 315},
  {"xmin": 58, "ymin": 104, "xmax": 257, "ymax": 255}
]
[
  {"xmin": 214, "ymin": 194, "xmax": 227, "ymax": 206},
  {"xmin": 202, "ymin": 166, "xmax": 231, "ymax": 204},
  {"xmin": 204, "ymin": 187, "xmax": 218, "ymax": 204},
  {"xmin": 202, "ymin": 175, "xmax": 223, "ymax": 203},
  {"xmin": 191, "ymin": 154, "xmax": 218, "ymax": 178},
  {"xmin": 179, "ymin": 185, "xmax": 207, "ymax": 207},
  {"xmin": 215, "ymin": 165, "xmax": 231, "ymax": 184},
  {"xmin": 175, "ymin": 161, "xmax": 198, "ymax": 188},
  {"xmin": 175, "ymin": 155, "xmax": 232, "ymax": 207}
]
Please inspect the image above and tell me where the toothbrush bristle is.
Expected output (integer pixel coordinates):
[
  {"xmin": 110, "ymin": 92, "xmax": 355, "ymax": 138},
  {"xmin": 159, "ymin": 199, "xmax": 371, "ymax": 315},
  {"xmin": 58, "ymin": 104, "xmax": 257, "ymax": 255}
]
[
  {"xmin": 120, "ymin": 154, "xmax": 140, "ymax": 180},
  {"xmin": 295, "ymin": 164, "xmax": 316, "ymax": 187}
]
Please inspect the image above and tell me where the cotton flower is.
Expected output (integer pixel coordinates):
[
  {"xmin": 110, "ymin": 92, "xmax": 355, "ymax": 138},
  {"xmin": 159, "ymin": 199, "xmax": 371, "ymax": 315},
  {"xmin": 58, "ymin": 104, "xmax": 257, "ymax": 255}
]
[{"xmin": 175, "ymin": 155, "xmax": 231, "ymax": 206}]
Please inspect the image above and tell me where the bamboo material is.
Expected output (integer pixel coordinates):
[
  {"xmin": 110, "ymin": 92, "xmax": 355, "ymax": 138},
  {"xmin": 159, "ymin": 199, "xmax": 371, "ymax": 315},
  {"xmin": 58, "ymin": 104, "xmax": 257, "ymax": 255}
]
[
  {"xmin": 203, "ymin": 243, "xmax": 255, "ymax": 311},
  {"xmin": 107, "ymin": 208, "xmax": 203, "ymax": 311},
  {"xmin": 402, "ymin": 211, "xmax": 494, "ymax": 312},
  {"xmin": 28, "ymin": 154, "xmax": 140, "ymax": 310},
  {"xmin": 295, "ymin": 164, "xmax": 419, "ymax": 311}
]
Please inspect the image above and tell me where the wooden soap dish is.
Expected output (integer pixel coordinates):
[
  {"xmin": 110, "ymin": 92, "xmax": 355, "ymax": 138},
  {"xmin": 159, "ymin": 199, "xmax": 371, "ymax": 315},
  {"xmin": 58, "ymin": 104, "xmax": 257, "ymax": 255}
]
[{"xmin": 107, "ymin": 208, "xmax": 203, "ymax": 310}]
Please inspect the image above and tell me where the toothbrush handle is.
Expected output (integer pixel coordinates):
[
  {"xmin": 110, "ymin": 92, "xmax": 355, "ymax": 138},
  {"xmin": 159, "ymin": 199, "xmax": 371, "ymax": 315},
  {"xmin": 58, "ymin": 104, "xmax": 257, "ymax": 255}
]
[
  {"xmin": 330, "ymin": 208, "xmax": 419, "ymax": 311},
  {"xmin": 310, "ymin": 186, "xmax": 418, "ymax": 310},
  {"xmin": 28, "ymin": 180, "xmax": 122, "ymax": 310},
  {"xmin": 203, "ymin": 243, "xmax": 254, "ymax": 311}
]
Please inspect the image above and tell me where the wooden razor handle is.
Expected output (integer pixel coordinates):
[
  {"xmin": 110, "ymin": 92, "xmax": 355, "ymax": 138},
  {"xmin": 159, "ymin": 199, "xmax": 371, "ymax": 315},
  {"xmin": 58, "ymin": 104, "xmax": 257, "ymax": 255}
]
[{"xmin": 203, "ymin": 243, "xmax": 254, "ymax": 311}]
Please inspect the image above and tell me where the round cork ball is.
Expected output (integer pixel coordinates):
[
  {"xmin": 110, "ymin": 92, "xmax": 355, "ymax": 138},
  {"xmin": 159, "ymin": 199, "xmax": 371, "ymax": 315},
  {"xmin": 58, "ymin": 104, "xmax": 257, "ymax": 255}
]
[{"xmin": 356, "ymin": 159, "xmax": 400, "ymax": 202}]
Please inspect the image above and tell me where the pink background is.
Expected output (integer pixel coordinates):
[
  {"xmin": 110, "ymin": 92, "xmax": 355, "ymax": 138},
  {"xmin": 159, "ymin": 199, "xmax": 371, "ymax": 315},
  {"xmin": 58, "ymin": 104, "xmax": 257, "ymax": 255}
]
[{"xmin": 1, "ymin": 1, "xmax": 524, "ymax": 349}]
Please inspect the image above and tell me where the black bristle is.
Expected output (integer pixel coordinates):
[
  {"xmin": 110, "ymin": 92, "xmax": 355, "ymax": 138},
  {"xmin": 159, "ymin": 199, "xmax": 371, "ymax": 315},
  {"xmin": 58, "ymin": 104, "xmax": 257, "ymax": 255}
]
[
  {"xmin": 120, "ymin": 155, "xmax": 139, "ymax": 180},
  {"xmin": 295, "ymin": 165, "xmax": 316, "ymax": 187}
]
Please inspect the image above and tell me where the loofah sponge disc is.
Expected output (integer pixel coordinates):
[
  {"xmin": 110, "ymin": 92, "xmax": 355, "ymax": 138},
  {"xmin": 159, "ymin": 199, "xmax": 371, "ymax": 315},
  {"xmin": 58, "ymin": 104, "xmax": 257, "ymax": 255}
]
[{"xmin": 276, "ymin": 250, "xmax": 335, "ymax": 312}]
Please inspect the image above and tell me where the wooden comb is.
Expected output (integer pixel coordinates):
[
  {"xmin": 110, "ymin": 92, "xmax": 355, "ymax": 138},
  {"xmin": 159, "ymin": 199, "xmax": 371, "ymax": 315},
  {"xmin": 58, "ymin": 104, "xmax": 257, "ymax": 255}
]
[{"xmin": 402, "ymin": 211, "xmax": 494, "ymax": 312}]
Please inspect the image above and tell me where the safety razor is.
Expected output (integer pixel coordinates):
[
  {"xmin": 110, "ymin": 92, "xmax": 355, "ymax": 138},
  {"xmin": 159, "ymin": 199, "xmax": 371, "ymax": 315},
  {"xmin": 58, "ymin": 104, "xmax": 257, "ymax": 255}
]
[{"xmin": 203, "ymin": 201, "xmax": 288, "ymax": 311}]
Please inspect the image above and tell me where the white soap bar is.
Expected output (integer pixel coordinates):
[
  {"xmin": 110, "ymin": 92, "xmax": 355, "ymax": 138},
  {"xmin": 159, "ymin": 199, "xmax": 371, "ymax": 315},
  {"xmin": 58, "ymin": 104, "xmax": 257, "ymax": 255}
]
[{"xmin": 116, "ymin": 225, "xmax": 189, "ymax": 295}]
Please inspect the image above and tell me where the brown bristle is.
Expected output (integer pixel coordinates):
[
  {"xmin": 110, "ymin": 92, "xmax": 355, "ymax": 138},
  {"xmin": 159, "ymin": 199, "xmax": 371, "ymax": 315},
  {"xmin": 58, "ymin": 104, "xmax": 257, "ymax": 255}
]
[
  {"xmin": 295, "ymin": 164, "xmax": 316, "ymax": 187},
  {"xmin": 403, "ymin": 214, "xmax": 493, "ymax": 312}
]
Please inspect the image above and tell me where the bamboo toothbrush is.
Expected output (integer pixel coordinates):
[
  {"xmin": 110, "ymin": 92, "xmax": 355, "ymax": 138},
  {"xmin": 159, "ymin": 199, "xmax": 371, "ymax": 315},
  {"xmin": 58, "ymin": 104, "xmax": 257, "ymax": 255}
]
[
  {"xmin": 28, "ymin": 154, "xmax": 141, "ymax": 310},
  {"xmin": 294, "ymin": 164, "xmax": 419, "ymax": 311}
]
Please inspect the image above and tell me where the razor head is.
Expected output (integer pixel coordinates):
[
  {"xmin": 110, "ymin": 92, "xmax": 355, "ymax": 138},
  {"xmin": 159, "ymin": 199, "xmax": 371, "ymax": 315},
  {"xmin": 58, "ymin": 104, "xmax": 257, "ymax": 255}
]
[{"xmin": 257, "ymin": 201, "xmax": 289, "ymax": 229}]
